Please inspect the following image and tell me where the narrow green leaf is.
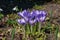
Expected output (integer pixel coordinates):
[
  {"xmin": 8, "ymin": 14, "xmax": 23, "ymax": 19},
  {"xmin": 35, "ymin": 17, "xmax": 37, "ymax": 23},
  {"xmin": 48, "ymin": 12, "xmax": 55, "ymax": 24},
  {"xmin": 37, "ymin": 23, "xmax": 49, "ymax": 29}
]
[
  {"xmin": 11, "ymin": 27, "xmax": 15, "ymax": 40},
  {"xmin": 55, "ymin": 25, "xmax": 59, "ymax": 40}
]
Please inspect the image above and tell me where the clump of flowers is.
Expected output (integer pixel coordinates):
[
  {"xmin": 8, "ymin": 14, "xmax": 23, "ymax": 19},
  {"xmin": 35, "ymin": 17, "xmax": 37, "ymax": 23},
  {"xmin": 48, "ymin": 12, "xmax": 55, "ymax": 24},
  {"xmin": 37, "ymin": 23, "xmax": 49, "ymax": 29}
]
[
  {"xmin": 17, "ymin": 9, "xmax": 47, "ymax": 39},
  {"xmin": 17, "ymin": 9, "xmax": 46, "ymax": 25}
]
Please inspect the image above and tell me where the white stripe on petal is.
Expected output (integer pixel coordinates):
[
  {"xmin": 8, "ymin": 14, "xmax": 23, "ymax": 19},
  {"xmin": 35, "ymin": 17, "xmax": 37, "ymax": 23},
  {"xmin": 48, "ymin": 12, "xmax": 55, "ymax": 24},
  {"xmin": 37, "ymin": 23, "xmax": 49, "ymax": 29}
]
[
  {"xmin": 39, "ymin": 16, "xmax": 46, "ymax": 21},
  {"xmin": 17, "ymin": 19, "xmax": 20, "ymax": 23},
  {"xmin": 24, "ymin": 17, "xmax": 28, "ymax": 21},
  {"xmin": 18, "ymin": 12, "xmax": 24, "ymax": 17},
  {"xmin": 17, "ymin": 19, "xmax": 26, "ymax": 24},
  {"xmin": 35, "ymin": 10, "xmax": 40, "ymax": 14},
  {"xmin": 29, "ymin": 20, "xmax": 34, "ymax": 24},
  {"xmin": 20, "ymin": 19, "xmax": 26, "ymax": 23},
  {"xmin": 30, "ymin": 11, "xmax": 33, "ymax": 14},
  {"xmin": 18, "ymin": 10, "xmax": 27, "ymax": 17},
  {"xmin": 29, "ymin": 19, "xmax": 37, "ymax": 24},
  {"xmin": 22, "ymin": 10, "xmax": 27, "ymax": 13},
  {"xmin": 39, "ymin": 11, "xmax": 46, "ymax": 15}
]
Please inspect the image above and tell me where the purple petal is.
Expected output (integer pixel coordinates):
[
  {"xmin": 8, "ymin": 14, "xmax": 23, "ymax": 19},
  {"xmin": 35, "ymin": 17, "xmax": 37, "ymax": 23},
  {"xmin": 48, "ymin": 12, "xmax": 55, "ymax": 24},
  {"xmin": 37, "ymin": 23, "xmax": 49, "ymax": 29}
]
[
  {"xmin": 37, "ymin": 16, "xmax": 46, "ymax": 22},
  {"xmin": 35, "ymin": 10, "xmax": 46, "ymax": 17},
  {"xmin": 37, "ymin": 13, "xmax": 46, "ymax": 18},
  {"xmin": 35, "ymin": 10, "xmax": 40, "ymax": 14},
  {"xmin": 23, "ymin": 10, "xmax": 29, "ymax": 16},
  {"xmin": 28, "ymin": 10, "xmax": 37, "ymax": 20},
  {"xmin": 39, "ymin": 10, "xmax": 46, "ymax": 15},
  {"xmin": 17, "ymin": 10, "xmax": 27, "ymax": 17},
  {"xmin": 17, "ymin": 10, "xmax": 29, "ymax": 21},
  {"xmin": 17, "ymin": 19, "xmax": 26, "ymax": 24},
  {"xmin": 36, "ymin": 10, "xmax": 47, "ymax": 22},
  {"xmin": 17, "ymin": 12, "xmax": 23, "ymax": 17},
  {"xmin": 29, "ymin": 19, "xmax": 37, "ymax": 25}
]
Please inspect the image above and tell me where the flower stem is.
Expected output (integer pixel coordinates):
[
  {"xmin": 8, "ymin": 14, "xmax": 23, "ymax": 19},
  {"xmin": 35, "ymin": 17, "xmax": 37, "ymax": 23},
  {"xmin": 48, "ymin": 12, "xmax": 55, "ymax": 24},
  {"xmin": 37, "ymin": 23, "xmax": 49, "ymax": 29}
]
[
  {"xmin": 38, "ymin": 22, "xmax": 41, "ymax": 33},
  {"xmin": 55, "ymin": 25, "xmax": 59, "ymax": 40},
  {"xmin": 31, "ymin": 25, "xmax": 32, "ymax": 33},
  {"xmin": 11, "ymin": 24, "xmax": 15, "ymax": 40},
  {"xmin": 23, "ymin": 25, "xmax": 26, "ymax": 39},
  {"xmin": 25, "ymin": 24, "xmax": 31, "ymax": 40}
]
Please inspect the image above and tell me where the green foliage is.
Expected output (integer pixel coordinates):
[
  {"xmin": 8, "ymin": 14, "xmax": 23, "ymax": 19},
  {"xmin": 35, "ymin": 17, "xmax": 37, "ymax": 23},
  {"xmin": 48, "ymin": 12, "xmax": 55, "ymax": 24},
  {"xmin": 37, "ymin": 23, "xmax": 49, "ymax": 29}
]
[
  {"xmin": 0, "ymin": 13, "xmax": 4, "ymax": 20},
  {"xmin": 55, "ymin": 25, "xmax": 59, "ymax": 40},
  {"xmin": 6, "ymin": 19, "xmax": 17, "ymax": 25},
  {"xmin": 11, "ymin": 26, "xmax": 15, "ymax": 40},
  {"xmin": 33, "ymin": 4, "xmax": 45, "ymax": 10}
]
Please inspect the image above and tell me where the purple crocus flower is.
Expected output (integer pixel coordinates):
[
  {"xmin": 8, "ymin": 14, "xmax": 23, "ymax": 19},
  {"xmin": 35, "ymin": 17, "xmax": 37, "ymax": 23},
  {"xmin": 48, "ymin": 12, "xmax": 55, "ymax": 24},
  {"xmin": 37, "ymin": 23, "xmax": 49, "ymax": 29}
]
[
  {"xmin": 18, "ymin": 10, "xmax": 27, "ymax": 17},
  {"xmin": 17, "ymin": 9, "xmax": 47, "ymax": 25},
  {"xmin": 17, "ymin": 19, "xmax": 26, "ymax": 25},
  {"xmin": 28, "ymin": 10, "xmax": 37, "ymax": 24},
  {"xmin": 35, "ymin": 10, "xmax": 46, "ymax": 22},
  {"xmin": 17, "ymin": 9, "xmax": 37, "ymax": 25},
  {"xmin": 17, "ymin": 10, "xmax": 29, "ymax": 22},
  {"xmin": 29, "ymin": 19, "xmax": 37, "ymax": 25}
]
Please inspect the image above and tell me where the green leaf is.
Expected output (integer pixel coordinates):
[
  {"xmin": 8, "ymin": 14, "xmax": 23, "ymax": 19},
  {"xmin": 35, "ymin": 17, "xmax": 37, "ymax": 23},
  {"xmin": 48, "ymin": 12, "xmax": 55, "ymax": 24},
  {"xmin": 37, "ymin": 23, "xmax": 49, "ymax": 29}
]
[
  {"xmin": 55, "ymin": 25, "xmax": 59, "ymax": 40},
  {"xmin": 11, "ymin": 27, "xmax": 15, "ymax": 40},
  {"xmin": 25, "ymin": 24, "xmax": 30, "ymax": 34},
  {"xmin": 7, "ymin": 19, "xmax": 17, "ymax": 25}
]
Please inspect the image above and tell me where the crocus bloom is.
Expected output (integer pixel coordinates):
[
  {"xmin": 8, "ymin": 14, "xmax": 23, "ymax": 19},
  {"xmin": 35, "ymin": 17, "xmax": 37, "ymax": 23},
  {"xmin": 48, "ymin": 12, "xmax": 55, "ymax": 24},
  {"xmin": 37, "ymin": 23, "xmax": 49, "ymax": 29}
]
[
  {"xmin": 17, "ymin": 10, "xmax": 29, "ymax": 21},
  {"xmin": 17, "ymin": 19, "xmax": 26, "ymax": 25},
  {"xmin": 17, "ymin": 9, "xmax": 47, "ymax": 25},
  {"xmin": 29, "ymin": 19, "xmax": 37, "ymax": 25},
  {"xmin": 28, "ymin": 10, "xmax": 37, "ymax": 24},
  {"xmin": 17, "ymin": 10, "xmax": 27, "ymax": 18},
  {"xmin": 35, "ymin": 10, "xmax": 46, "ymax": 22}
]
